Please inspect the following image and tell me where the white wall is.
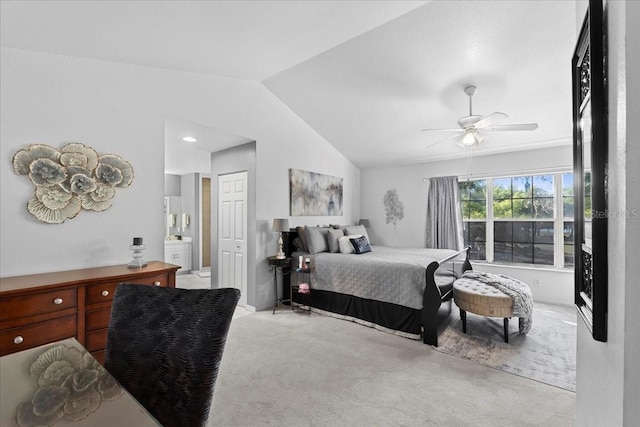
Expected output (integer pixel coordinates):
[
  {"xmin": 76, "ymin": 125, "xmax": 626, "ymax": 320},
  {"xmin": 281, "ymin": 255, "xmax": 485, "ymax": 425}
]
[
  {"xmin": 164, "ymin": 174, "xmax": 181, "ymax": 197},
  {"xmin": 623, "ymin": 1, "xmax": 640, "ymax": 418},
  {"xmin": 575, "ymin": 1, "xmax": 640, "ymax": 425},
  {"xmin": 0, "ymin": 48, "xmax": 361, "ymax": 312},
  {"xmin": 361, "ymin": 144, "xmax": 574, "ymax": 305}
]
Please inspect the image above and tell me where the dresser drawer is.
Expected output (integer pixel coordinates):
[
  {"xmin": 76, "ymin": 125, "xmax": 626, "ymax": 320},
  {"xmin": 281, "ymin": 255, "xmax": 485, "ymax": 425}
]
[
  {"xmin": 85, "ymin": 273, "xmax": 169, "ymax": 305},
  {"xmin": 85, "ymin": 307, "xmax": 111, "ymax": 332},
  {"xmin": 85, "ymin": 328, "xmax": 108, "ymax": 352},
  {"xmin": 0, "ymin": 288, "xmax": 77, "ymax": 323},
  {"xmin": 0, "ymin": 314, "xmax": 77, "ymax": 356},
  {"xmin": 86, "ymin": 307, "xmax": 112, "ymax": 332}
]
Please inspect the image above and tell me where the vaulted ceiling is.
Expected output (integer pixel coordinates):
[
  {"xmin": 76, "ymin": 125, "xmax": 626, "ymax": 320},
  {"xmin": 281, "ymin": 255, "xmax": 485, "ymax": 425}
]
[{"xmin": 1, "ymin": 1, "xmax": 578, "ymax": 171}]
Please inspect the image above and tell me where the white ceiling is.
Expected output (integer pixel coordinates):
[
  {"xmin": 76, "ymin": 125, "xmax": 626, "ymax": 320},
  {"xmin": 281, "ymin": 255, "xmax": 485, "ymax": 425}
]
[{"xmin": 1, "ymin": 0, "xmax": 578, "ymax": 172}]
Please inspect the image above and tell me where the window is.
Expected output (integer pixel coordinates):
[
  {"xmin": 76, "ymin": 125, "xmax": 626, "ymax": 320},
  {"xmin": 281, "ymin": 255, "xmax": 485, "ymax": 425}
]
[
  {"xmin": 562, "ymin": 173, "xmax": 575, "ymax": 268},
  {"xmin": 459, "ymin": 172, "xmax": 574, "ymax": 268},
  {"xmin": 460, "ymin": 180, "xmax": 487, "ymax": 260}
]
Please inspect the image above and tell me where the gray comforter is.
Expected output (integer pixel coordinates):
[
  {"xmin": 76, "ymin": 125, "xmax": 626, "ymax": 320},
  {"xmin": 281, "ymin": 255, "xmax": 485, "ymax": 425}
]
[{"xmin": 295, "ymin": 246, "xmax": 461, "ymax": 310}]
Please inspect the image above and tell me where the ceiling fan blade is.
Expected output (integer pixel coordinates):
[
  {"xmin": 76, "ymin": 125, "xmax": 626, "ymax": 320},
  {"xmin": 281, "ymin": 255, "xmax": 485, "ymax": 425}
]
[
  {"xmin": 424, "ymin": 132, "xmax": 463, "ymax": 148},
  {"xmin": 473, "ymin": 112, "xmax": 508, "ymax": 129},
  {"xmin": 485, "ymin": 123, "xmax": 539, "ymax": 131},
  {"xmin": 421, "ymin": 128, "xmax": 463, "ymax": 132}
]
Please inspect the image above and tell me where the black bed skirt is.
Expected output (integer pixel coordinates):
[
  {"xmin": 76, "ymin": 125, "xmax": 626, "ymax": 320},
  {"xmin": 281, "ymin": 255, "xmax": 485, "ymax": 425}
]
[{"xmin": 292, "ymin": 288, "xmax": 422, "ymax": 337}]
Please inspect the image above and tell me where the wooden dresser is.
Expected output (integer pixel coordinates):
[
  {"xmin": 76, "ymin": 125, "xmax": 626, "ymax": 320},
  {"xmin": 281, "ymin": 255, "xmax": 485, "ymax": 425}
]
[{"xmin": 0, "ymin": 261, "xmax": 179, "ymax": 364}]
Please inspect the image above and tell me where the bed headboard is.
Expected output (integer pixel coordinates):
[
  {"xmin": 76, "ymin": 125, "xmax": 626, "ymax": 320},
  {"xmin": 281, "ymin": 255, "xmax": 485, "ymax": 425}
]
[{"xmin": 284, "ymin": 228, "xmax": 299, "ymax": 258}]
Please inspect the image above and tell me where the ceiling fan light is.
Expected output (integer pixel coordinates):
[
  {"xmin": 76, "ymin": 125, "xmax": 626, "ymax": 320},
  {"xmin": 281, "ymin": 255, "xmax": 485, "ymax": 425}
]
[{"xmin": 462, "ymin": 132, "xmax": 476, "ymax": 146}]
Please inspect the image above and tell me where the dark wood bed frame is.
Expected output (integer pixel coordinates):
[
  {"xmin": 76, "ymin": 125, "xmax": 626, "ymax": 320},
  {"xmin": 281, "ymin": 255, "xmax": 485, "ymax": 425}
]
[
  {"xmin": 284, "ymin": 229, "xmax": 472, "ymax": 346},
  {"xmin": 422, "ymin": 247, "xmax": 472, "ymax": 345}
]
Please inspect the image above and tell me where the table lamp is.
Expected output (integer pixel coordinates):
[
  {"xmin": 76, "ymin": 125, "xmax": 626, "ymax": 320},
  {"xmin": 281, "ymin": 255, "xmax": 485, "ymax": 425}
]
[{"xmin": 272, "ymin": 218, "xmax": 289, "ymax": 259}]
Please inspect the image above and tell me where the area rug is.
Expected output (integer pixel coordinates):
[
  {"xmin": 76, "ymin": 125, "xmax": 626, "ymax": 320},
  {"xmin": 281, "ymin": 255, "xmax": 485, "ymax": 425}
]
[{"xmin": 434, "ymin": 303, "xmax": 576, "ymax": 391}]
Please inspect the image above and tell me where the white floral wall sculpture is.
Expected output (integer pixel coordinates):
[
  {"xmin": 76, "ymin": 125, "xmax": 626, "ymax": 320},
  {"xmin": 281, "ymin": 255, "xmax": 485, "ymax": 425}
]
[{"xmin": 12, "ymin": 143, "xmax": 134, "ymax": 224}]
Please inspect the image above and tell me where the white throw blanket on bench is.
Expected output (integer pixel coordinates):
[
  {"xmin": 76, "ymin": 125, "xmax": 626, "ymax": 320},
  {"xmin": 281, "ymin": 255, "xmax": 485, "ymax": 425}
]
[{"xmin": 461, "ymin": 271, "xmax": 534, "ymax": 334}]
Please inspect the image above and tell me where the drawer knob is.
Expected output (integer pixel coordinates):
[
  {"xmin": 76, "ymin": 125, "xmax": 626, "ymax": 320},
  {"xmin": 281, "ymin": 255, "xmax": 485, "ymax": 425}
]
[
  {"xmin": 154, "ymin": 281, "xmax": 161, "ymax": 286},
  {"xmin": 53, "ymin": 298, "xmax": 63, "ymax": 305},
  {"xmin": 14, "ymin": 336, "xmax": 24, "ymax": 345},
  {"xmin": 101, "ymin": 290, "xmax": 109, "ymax": 297}
]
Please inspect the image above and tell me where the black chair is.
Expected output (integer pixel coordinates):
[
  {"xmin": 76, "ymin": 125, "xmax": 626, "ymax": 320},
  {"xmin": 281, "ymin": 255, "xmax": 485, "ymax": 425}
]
[{"xmin": 104, "ymin": 284, "xmax": 240, "ymax": 427}]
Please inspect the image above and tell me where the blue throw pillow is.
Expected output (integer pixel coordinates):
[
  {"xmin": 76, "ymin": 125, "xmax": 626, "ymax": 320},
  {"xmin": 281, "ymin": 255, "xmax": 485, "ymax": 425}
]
[{"xmin": 350, "ymin": 236, "xmax": 371, "ymax": 254}]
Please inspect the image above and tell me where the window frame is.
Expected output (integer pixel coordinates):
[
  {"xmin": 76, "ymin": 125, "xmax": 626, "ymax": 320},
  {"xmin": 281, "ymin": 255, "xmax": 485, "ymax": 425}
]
[{"xmin": 460, "ymin": 170, "xmax": 574, "ymax": 269}]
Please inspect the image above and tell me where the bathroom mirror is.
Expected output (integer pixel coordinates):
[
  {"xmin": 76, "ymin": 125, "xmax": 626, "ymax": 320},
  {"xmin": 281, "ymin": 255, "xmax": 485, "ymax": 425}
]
[{"xmin": 164, "ymin": 196, "xmax": 182, "ymax": 238}]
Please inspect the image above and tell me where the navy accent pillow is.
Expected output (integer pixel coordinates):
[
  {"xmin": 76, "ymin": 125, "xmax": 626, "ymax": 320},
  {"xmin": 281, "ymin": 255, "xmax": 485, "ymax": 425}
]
[{"xmin": 350, "ymin": 236, "xmax": 371, "ymax": 254}]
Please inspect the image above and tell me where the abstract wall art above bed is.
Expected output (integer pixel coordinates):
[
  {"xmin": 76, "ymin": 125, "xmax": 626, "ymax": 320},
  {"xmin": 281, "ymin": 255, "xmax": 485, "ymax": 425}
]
[{"xmin": 289, "ymin": 168, "xmax": 343, "ymax": 216}]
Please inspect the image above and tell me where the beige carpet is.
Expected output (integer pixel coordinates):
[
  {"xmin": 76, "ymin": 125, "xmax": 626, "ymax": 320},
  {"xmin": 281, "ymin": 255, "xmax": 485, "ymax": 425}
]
[
  {"xmin": 433, "ymin": 302, "xmax": 576, "ymax": 392},
  {"xmin": 208, "ymin": 307, "xmax": 574, "ymax": 426}
]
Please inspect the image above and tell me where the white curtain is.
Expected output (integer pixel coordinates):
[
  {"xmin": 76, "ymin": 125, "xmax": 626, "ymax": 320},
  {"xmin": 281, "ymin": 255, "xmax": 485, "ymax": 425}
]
[{"xmin": 425, "ymin": 176, "xmax": 464, "ymax": 250}]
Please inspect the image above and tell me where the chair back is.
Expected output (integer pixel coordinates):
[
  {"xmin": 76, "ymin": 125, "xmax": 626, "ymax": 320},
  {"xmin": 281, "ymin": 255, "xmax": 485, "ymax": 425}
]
[{"xmin": 104, "ymin": 285, "xmax": 240, "ymax": 427}]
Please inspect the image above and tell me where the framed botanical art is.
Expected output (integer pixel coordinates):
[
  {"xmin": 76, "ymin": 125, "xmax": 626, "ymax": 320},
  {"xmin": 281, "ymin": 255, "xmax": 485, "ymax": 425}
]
[{"xmin": 572, "ymin": 0, "xmax": 608, "ymax": 341}]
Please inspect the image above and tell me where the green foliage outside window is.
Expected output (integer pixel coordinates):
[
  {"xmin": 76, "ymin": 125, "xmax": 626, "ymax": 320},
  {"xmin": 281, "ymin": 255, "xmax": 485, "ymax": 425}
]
[
  {"xmin": 459, "ymin": 180, "xmax": 486, "ymax": 219},
  {"xmin": 584, "ymin": 171, "xmax": 592, "ymax": 218},
  {"xmin": 493, "ymin": 175, "xmax": 554, "ymax": 219},
  {"xmin": 562, "ymin": 173, "xmax": 574, "ymax": 218}
]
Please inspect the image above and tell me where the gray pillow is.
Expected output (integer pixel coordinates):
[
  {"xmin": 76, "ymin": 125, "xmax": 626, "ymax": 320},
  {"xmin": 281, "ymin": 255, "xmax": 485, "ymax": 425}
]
[
  {"xmin": 342, "ymin": 225, "xmax": 370, "ymax": 244},
  {"xmin": 305, "ymin": 226, "xmax": 330, "ymax": 254},
  {"xmin": 327, "ymin": 228, "xmax": 344, "ymax": 253}
]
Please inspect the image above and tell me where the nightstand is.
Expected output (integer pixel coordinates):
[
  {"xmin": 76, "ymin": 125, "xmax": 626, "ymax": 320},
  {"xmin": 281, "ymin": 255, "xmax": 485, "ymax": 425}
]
[
  {"xmin": 292, "ymin": 267, "xmax": 311, "ymax": 311},
  {"xmin": 268, "ymin": 256, "xmax": 292, "ymax": 314}
]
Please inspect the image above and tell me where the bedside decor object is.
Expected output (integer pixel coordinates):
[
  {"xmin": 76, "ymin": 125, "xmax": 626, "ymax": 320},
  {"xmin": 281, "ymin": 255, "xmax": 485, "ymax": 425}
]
[
  {"xmin": 12, "ymin": 143, "xmax": 134, "ymax": 224},
  {"xmin": 298, "ymin": 283, "xmax": 310, "ymax": 294},
  {"xmin": 128, "ymin": 237, "xmax": 147, "ymax": 269},
  {"xmin": 272, "ymin": 218, "xmax": 289, "ymax": 259},
  {"xmin": 289, "ymin": 169, "xmax": 343, "ymax": 216}
]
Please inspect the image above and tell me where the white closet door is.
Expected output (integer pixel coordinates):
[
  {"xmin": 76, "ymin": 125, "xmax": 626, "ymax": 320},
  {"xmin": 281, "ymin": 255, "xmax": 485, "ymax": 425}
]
[{"xmin": 218, "ymin": 171, "xmax": 248, "ymax": 306}]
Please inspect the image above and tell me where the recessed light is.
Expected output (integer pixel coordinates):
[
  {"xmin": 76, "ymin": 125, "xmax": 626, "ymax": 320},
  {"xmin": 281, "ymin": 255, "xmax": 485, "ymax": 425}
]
[{"xmin": 182, "ymin": 136, "xmax": 197, "ymax": 142}]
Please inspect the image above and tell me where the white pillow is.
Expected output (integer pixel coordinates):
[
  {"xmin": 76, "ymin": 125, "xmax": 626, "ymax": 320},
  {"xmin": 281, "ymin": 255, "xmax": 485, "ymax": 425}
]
[
  {"xmin": 343, "ymin": 225, "xmax": 370, "ymax": 243},
  {"xmin": 338, "ymin": 234, "xmax": 362, "ymax": 254}
]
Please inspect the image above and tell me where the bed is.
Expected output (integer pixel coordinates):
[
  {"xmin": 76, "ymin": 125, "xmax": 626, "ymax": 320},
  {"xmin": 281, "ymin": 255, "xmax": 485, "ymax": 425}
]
[{"xmin": 286, "ymin": 226, "xmax": 472, "ymax": 346}]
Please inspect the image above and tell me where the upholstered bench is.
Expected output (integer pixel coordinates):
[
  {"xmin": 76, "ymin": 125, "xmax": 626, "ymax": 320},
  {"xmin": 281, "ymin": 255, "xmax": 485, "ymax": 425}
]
[{"xmin": 453, "ymin": 277, "xmax": 514, "ymax": 343}]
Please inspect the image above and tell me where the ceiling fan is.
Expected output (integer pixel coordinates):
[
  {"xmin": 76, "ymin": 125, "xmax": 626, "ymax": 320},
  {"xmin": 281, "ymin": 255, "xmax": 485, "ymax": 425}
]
[{"xmin": 421, "ymin": 85, "xmax": 538, "ymax": 148}]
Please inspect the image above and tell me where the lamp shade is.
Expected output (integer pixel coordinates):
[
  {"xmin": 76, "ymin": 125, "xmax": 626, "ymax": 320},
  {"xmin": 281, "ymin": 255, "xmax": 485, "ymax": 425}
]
[
  {"xmin": 358, "ymin": 219, "xmax": 370, "ymax": 227},
  {"xmin": 272, "ymin": 218, "xmax": 290, "ymax": 233}
]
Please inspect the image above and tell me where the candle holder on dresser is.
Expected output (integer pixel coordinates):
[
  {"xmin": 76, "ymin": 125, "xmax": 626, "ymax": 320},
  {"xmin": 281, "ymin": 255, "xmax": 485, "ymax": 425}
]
[{"xmin": 127, "ymin": 237, "xmax": 147, "ymax": 268}]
